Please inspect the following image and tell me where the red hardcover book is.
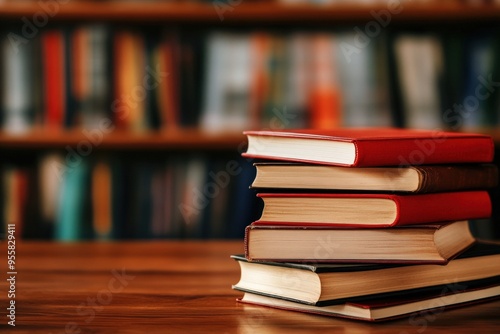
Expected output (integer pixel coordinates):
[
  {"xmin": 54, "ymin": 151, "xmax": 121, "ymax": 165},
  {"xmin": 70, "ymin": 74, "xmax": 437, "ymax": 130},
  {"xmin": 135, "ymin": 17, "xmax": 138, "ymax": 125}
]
[
  {"xmin": 42, "ymin": 30, "xmax": 65, "ymax": 129},
  {"xmin": 255, "ymin": 191, "xmax": 491, "ymax": 228},
  {"xmin": 243, "ymin": 128, "xmax": 494, "ymax": 167}
]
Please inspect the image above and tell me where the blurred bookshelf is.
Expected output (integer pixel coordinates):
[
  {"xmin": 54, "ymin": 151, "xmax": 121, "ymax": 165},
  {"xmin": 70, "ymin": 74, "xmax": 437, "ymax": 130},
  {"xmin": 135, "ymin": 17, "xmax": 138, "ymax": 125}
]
[{"xmin": 0, "ymin": 0, "xmax": 500, "ymax": 241}]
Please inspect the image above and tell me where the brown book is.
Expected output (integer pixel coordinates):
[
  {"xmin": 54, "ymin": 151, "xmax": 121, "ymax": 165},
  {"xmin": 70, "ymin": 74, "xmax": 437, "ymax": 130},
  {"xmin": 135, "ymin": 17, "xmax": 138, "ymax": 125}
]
[
  {"xmin": 251, "ymin": 163, "xmax": 498, "ymax": 193},
  {"xmin": 91, "ymin": 160, "xmax": 112, "ymax": 238},
  {"xmin": 244, "ymin": 221, "xmax": 475, "ymax": 264}
]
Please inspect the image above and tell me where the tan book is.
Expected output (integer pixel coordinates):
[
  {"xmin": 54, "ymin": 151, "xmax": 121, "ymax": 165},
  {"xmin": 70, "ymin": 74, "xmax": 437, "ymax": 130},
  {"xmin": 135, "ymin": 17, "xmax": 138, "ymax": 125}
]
[
  {"xmin": 245, "ymin": 221, "xmax": 475, "ymax": 264},
  {"xmin": 251, "ymin": 163, "xmax": 498, "ymax": 193}
]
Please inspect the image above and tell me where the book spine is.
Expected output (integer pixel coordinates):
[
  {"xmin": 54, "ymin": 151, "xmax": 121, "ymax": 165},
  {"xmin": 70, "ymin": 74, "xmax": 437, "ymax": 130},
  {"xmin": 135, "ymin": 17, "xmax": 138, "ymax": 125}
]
[
  {"xmin": 244, "ymin": 225, "xmax": 252, "ymax": 260},
  {"xmin": 42, "ymin": 30, "xmax": 66, "ymax": 129},
  {"xmin": 395, "ymin": 191, "xmax": 492, "ymax": 226},
  {"xmin": 415, "ymin": 165, "xmax": 499, "ymax": 193},
  {"xmin": 92, "ymin": 160, "xmax": 113, "ymax": 239}
]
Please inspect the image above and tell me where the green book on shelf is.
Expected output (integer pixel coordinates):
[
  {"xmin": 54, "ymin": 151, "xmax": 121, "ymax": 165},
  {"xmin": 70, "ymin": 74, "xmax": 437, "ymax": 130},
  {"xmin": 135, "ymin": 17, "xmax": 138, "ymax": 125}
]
[{"xmin": 56, "ymin": 159, "xmax": 90, "ymax": 241}]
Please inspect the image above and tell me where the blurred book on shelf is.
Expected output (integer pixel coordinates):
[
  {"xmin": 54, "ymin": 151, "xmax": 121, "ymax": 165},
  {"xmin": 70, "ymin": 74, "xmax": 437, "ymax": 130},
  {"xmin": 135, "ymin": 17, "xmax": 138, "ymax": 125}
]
[
  {"xmin": 394, "ymin": 34, "xmax": 443, "ymax": 129},
  {"xmin": 0, "ymin": 153, "xmax": 260, "ymax": 240},
  {"xmin": 3, "ymin": 25, "xmax": 500, "ymax": 133},
  {"xmin": 0, "ymin": 27, "xmax": 396, "ymax": 133}
]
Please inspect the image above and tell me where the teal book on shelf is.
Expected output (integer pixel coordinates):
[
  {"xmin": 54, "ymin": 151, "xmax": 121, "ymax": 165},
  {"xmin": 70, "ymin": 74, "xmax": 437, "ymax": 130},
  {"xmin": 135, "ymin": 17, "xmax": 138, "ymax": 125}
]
[{"xmin": 55, "ymin": 159, "xmax": 91, "ymax": 241}]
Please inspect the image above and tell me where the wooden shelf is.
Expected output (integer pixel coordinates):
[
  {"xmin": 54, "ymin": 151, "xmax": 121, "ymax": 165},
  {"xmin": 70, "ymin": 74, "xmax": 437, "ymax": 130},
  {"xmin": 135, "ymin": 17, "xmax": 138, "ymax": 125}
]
[
  {"xmin": 0, "ymin": 2, "xmax": 499, "ymax": 23},
  {"xmin": 0, "ymin": 128, "xmax": 497, "ymax": 151},
  {"xmin": 0, "ymin": 129, "xmax": 247, "ymax": 150}
]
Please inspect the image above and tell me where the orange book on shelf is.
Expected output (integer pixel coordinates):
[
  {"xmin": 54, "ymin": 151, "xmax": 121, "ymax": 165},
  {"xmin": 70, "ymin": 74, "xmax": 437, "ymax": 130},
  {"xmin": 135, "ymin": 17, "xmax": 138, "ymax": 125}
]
[
  {"xmin": 308, "ymin": 34, "xmax": 341, "ymax": 129},
  {"xmin": 249, "ymin": 33, "xmax": 270, "ymax": 129},
  {"xmin": 91, "ymin": 160, "xmax": 112, "ymax": 238},
  {"xmin": 309, "ymin": 88, "xmax": 341, "ymax": 129},
  {"xmin": 3, "ymin": 168, "xmax": 28, "ymax": 239},
  {"xmin": 114, "ymin": 31, "xmax": 146, "ymax": 131},
  {"xmin": 42, "ymin": 30, "xmax": 66, "ymax": 129},
  {"xmin": 156, "ymin": 34, "xmax": 179, "ymax": 130},
  {"xmin": 72, "ymin": 27, "xmax": 90, "ymax": 113}
]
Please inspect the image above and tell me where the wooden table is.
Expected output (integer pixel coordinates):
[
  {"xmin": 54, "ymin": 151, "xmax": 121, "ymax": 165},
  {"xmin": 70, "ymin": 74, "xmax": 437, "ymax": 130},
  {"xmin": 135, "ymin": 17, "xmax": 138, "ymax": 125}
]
[{"xmin": 1, "ymin": 241, "xmax": 499, "ymax": 333}]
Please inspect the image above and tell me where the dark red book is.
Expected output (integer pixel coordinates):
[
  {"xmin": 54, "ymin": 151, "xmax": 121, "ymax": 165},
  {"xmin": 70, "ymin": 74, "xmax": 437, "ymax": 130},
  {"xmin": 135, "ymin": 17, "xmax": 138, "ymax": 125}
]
[
  {"xmin": 243, "ymin": 128, "xmax": 494, "ymax": 167},
  {"xmin": 238, "ymin": 282, "xmax": 500, "ymax": 322},
  {"xmin": 42, "ymin": 30, "xmax": 66, "ymax": 129},
  {"xmin": 255, "ymin": 191, "xmax": 491, "ymax": 228},
  {"xmin": 244, "ymin": 220, "xmax": 475, "ymax": 263}
]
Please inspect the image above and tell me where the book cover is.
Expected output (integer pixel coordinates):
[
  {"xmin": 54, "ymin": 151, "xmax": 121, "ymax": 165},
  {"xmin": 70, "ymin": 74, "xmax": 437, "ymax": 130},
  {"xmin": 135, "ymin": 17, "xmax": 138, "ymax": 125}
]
[
  {"xmin": 91, "ymin": 159, "xmax": 113, "ymax": 239},
  {"xmin": 1, "ymin": 29, "xmax": 35, "ymax": 133},
  {"xmin": 308, "ymin": 34, "xmax": 341, "ymax": 129},
  {"xmin": 156, "ymin": 31, "xmax": 179, "ymax": 130},
  {"xmin": 110, "ymin": 157, "xmax": 130, "ymax": 239},
  {"xmin": 42, "ymin": 30, "xmax": 66, "ymax": 129},
  {"xmin": 55, "ymin": 159, "xmax": 91, "ymax": 241},
  {"xmin": 461, "ymin": 34, "xmax": 495, "ymax": 129},
  {"xmin": 113, "ymin": 30, "xmax": 146, "ymax": 131},
  {"xmin": 243, "ymin": 128, "xmax": 494, "ymax": 167},
  {"xmin": 85, "ymin": 24, "xmax": 112, "ymax": 129},
  {"xmin": 64, "ymin": 27, "xmax": 77, "ymax": 128},
  {"xmin": 179, "ymin": 31, "xmax": 205, "ymax": 127},
  {"xmin": 201, "ymin": 33, "xmax": 252, "ymax": 132},
  {"xmin": 336, "ymin": 31, "xmax": 392, "ymax": 127},
  {"xmin": 144, "ymin": 29, "xmax": 162, "ymax": 131},
  {"xmin": 394, "ymin": 34, "xmax": 444, "ymax": 129},
  {"xmin": 2, "ymin": 167, "xmax": 29, "ymax": 239}
]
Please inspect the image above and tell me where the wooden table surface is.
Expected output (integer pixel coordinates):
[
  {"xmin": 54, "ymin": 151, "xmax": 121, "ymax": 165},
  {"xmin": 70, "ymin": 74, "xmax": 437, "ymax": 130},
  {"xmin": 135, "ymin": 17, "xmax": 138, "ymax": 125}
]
[{"xmin": 1, "ymin": 241, "xmax": 499, "ymax": 333}]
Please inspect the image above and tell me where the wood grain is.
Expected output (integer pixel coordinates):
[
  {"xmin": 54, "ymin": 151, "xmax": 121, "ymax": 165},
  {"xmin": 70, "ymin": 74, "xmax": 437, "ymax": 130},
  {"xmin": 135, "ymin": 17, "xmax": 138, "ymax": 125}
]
[
  {"xmin": 0, "ymin": 2, "xmax": 499, "ymax": 23},
  {"xmin": 0, "ymin": 241, "xmax": 499, "ymax": 333},
  {"xmin": 0, "ymin": 129, "xmax": 246, "ymax": 151}
]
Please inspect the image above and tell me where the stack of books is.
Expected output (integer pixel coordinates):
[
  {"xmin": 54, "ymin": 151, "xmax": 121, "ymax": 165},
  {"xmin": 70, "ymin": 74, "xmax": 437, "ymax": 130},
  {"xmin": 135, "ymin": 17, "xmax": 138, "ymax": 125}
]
[{"xmin": 232, "ymin": 128, "xmax": 500, "ymax": 322}]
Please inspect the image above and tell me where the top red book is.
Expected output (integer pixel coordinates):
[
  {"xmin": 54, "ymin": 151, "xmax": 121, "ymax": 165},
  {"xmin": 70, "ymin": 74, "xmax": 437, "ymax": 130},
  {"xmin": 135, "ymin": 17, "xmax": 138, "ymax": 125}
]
[{"xmin": 243, "ymin": 128, "xmax": 494, "ymax": 167}]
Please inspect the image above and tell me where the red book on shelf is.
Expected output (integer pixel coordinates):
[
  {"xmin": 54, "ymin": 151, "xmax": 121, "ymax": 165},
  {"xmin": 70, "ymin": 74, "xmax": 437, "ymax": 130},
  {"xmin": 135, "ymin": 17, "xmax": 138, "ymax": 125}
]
[
  {"xmin": 42, "ymin": 30, "xmax": 66, "ymax": 129},
  {"xmin": 243, "ymin": 128, "xmax": 494, "ymax": 167},
  {"xmin": 255, "ymin": 191, "xmax": 492, "ymax": 228}
]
